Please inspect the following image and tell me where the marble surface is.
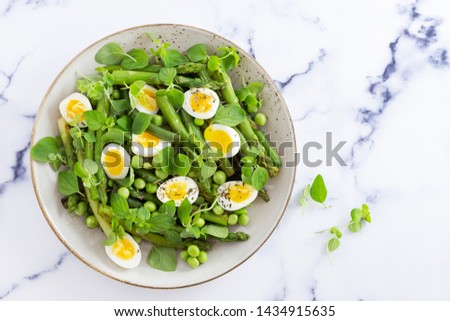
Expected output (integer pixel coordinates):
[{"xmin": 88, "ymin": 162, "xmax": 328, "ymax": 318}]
[{"xmin": 1, "ymin": 0, "xmax": 450, "ymax": 300}]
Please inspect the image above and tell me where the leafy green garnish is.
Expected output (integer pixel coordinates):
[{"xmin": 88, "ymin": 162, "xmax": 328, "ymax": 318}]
[
  {"xmin": 251, "ymin": 166, "xmax": 269, "ymax": 191},
  {"xmin": 84, "ymin": 110, "xmax": 106, "ymax": 131},
  {"xmin": 121, "ymin": 49, "xmax": 149, "ymax": 69},
  {"xmin": 202, "ymin": 224, "xmax": 229, "ymax": 239},
  {"xmin": 212, "ymin": 104, "xmax": 246, "ymax": 127},
  {"xmin": 173, "ymin": 153, "xmax": 191, "ymax": 176},
  {"xmin": 160, "ymin": 49, "xmax": 189, "ymax": 68},
  {"xmin": 147, "ymin": 245, "xmax": 177, "ymax": 272},
  {"xmin": 31, "ymin": 137, "xmax": 60, "ymax": 162},
  {"xmin": 310, "ymin": 174, "xmax": 327, "ymax": 205},
  {"xmin": 110, "ymin": 192, "xmax": 130, "ymax": 217},
  {"xmin": 218, "ymin": 46, "xmax": 239, "ymax": 71},
  {"xmin": 236, "ymin": 81, "xmax": 263, "ymax": 110},
  {"xmin": 348, "ymin": 204, "xmax": 371, "ymax": 233},
  {"xmin": 177, "ymin": 198, "xmax": 192, "ymax": 227},
  {"xmin": 132, "ymin": 112, "xmax": 152, "ymax": 135},
  {"xmin": 95, "ymin": 42, "xmax": 138, "ymax": 65},
  {"xmin": 159, "ymin": 200, "xmax": 176, "ymax": 217},
  {"xmin": 158, "ymin": 67, "xmax": 177, "ymax": 86},
  {"xmin": 57, "ymin": 169, "xmax": 79, "ymax": 196},
  {"xmin": 186, "ymin": 43, "xmax": 208, "ymax": 63}
]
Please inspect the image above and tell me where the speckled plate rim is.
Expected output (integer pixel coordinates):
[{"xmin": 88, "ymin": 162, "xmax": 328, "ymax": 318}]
[{"xmin": 30, "ymin": 23, "xmax": 297, "ymax": 289}]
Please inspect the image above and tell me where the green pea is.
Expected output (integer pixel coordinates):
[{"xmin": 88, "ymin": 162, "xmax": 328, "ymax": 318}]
[
  {"xmin": 155, "ymin": 169, "xmax": 169, "ymax": 180},
  {"xmin": 198, "ymin": 251, "xmax": 208, "ymax": 264},
  {"xmin": 151, "ymin": 114, "xmax": 164, "ymax": 127},
  {"xmin": 247, "ymin": 104, "xmax": 258, "ymax": 114},
  {"xmin": 146, "ymin": 183, "xmax": 158, "ymax": 194},
  {"xmin": 194, "ymin": 118, "xmax": 204, "ymax": 126},
  {"xmin": 144, "ymin": 201, "xmax": 157, "ymax": 212},
  {"xmin": 187, "ymin": 245, "xmax": 200, "ymax": 257},
  {"xmin": 187, "ymin": 256, "xmax": 200, "ymax": 269},
  {"xmin": 227, "ymin": 214, "xmax": 239, "ymax": 226},
  {"xmin": 133, "ymin": 178, "xmax": 146, "ymax": 190},
  {"xmin": 180, "ymin": 250, "xmax": 189, "ymax": 261},
  {"xmin": 254, "ymin": 112, "xmax": 267, "ymax": 127},
  {"xmin": 239, "ymin": 214, "xmax": 250, "ymax": 226},
  {"xmin": 118, "ymin": 187, "xmax": 130, "ymax": 199},
  {"xmin": 112, "ymin": 89, "xmax": 120, "ymax": 99},
  {"xmin": 85, "ymin": 215, "xmax": 98, "ymax": 228},
  {"xmin": 74, "ymin": 201, "xmax": 88, "ymax": 216},
  {"xmin": 234, "ymin": 208, "xmax": 248, "ymax": 215},
  {"xmin": 213, "ymin": 170, "xmax": 227, "ymax": 185},
  {"xmin": 195, "ymin": 217, "xmax": 205, "ymax": 228},
  {"xmin": 131, "ymin": 155, "xmax": 143, "ymax": 169},
  {"xmin": 213, "ymin": 205, "xmax": 224, "ymax": 215}
]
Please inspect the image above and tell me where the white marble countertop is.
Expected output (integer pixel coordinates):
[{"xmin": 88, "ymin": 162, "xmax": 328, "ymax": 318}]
[{"xmin": 2, "ymin": 0, "xmax": 450, "ymax": 300}]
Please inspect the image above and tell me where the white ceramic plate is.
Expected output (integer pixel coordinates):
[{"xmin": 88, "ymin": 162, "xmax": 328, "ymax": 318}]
[{"xmin": 30, "ymin": 24, "xmax": 296, "ymax": 288}]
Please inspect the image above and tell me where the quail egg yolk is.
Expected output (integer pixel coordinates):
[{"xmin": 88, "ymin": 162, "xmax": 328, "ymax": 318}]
[
  {"xmin": 229, "ymin": 184, "xmax": 253, "ymax": 203},
  {"xmin": 190, "ymin": 91, "xmax": 213, "ymax": 113},
  {"xmin": 138, "ymin": 88, "xmax": 157, "ymax": 111},
  {"xmin": 136, "ymin": 132, "xmax": 160, "ymax": 148},
  {"xmin": 112, "ymin": 238, "xmax": 136, "ymax": 260},
  {"xmin": 103, "ymin": 150, "xmax": 124, "ymax": 176},
  {"xmin": 67, "ymin": 100, "xmax": 86, "ymax": 121},
  {"xmin": 165, "ymin": 181, "xmax": 188, "ymax": 201},
  {"xmin": 204, "ymin": 126, "xmax": 233, "ymax": 155}
]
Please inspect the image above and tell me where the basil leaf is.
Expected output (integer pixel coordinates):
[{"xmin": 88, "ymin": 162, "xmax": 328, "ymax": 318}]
[
  {"xmin": 74, "ymin": 162, "xmax": 89, "ymax": 179},
  {"xmin": 310, "ymin": 174, "xmax": 327, "ymax": 204},
  {"xmin": 31, "ymin": 137, "xmax": 60, "ymax": 162},
  {"xmin": 160, "ymin": 49, "xmax": 189, "ymax": 67},
  {"xmin": 180, "ymin": 225, "xmax": 201, "ymax": 239},
  {"xmin": 83, "ymin": 132, "xmax": 96, "ymax": 143},
  {"xmin": 116, "ymin": 115, "xmax": 133, "ymax": 132},
  {"xmin": 158, "ymin": 200, "xmax": 176, "ymax": 217},
  {"xmin": 152, "ymin": 146, "xmax": 173, "ymax": 174},
  {"xmin": 84, "ymin": 110, "xmax": 106, "ymax": 131},
  {"xmin": 57, "ymin": 169, "xmax": 79, "ymax": 196},
  {"xmin": 174, "ymin": 153, "xmax": 191, "ymax": 176},
  {"xmin": 110, "ymin": 99, "xmax": 130, "ymax": 115},
  {"xmin": 251, "ymin": 166, "xmax": 268, "ymax": 191},
  {"xmin": 186, "ymin": 44, "xmax": 208, "ymax": 63},
  {"xmin": 351, "ymin": 208, "xmax": 362, "ymax": 222},
  {"xmin": 212, "ymin": 104, "xmax": 246, "ymax": 126},
  {"xmin": 121, "ymin": 48, "xmax": 149, "ymax": 69},
  {"xmin": 148, "ymin": 214, "xmax": 175, "ymax": 233},
  {"xmin": 83, "ymin": 159, "xmax": 98, "ymax": 175},
  {"xmin": 129, "ymin": 80, "xmax": 146, "ymax": 97},
  {"xmin": 348, "ymin": 221, "xmax": 363, "ymax": 233},
  {"xmin": 177, "ymin": 198, "xmax": 192, "ymax": 227},
  {"xmin": 110, "ymin": 193, "xmax": 130, "ymax": 218},
  {"xmin": 95, "ymin": 42, "xmax": 126, "ymax": 65},
  {"xmin": 147, "ymin": 245, "xmax": 177, "ymax": 272},
  {"xmin": 137, "ymin": 206, "xmax": 151, "ymax": 221},
  {"xmin": 168, "ymin": 88, "xmax": 184, "ymax": 108},
  {"xmin": 202, "ymin": 224, "xmax": 229, "ymax": 239},
  {"xmin": 201, "ymin": 159, "xmax": 217, "ymax": 179},
  {"xmin": 132, "ymin": 112, "xmax": 152, "ymax": 135},
  {"xmin": 327, "ymin": 238, "xmax": 340, "ymax": 252},
  {"xmin": 159, "ymin": 67, "xmax": 177, "ymax": 86},
  {"xmin": 164, "ymin": 230, "xmax": 182, "ymax": 245}
]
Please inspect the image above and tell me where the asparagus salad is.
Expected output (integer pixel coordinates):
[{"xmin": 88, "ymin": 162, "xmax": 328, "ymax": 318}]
[{"xmin": 31, "ymin": 36, "xmax": 282, "ymax": 272}]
